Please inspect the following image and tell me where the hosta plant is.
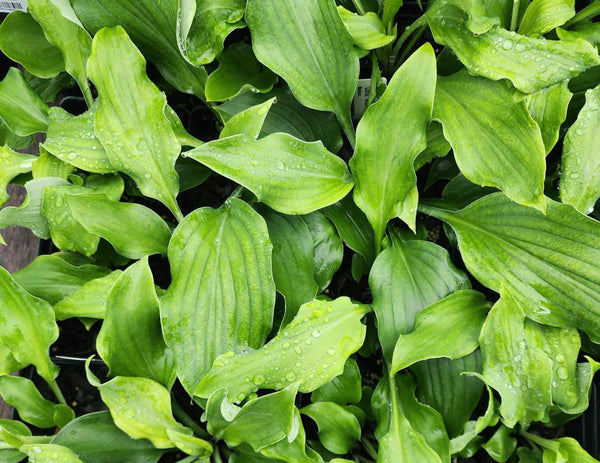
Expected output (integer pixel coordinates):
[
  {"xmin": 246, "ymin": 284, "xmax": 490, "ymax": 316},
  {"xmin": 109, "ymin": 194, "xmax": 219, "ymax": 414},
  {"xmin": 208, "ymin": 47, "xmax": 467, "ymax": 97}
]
[{"xmin": 1, "ymin": 0, "xmax": 600, "ymax": 462}]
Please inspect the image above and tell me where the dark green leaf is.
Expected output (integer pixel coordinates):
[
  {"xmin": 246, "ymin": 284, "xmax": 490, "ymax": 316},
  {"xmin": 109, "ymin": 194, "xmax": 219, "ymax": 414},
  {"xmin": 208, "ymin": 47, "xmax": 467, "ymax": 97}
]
[
  {"xmin": 246, "ymin": 0, "xmax": 359, "ymax": 143},
  {"xmin": 301, "ymin": 402, "xmax": 361, "ymax": 454},
  {"xmin": 72, "ymin": 0, "xmax": 208, "ymax": 98},
  {"xmin": 370, "ymin": 238, "xmax": 469, "ymax": 361},
  {"xmin": 0, "ymin": 68, "xmax": 49, "ymax": 136},
  {"xmin": 52, "ymin": 411, "xmax": 164, "ymax": 463},
  {"xmin": 97, "ymin": 259, "xmax": 175, "ymax": 387},
  {"xmin": 0, "ymin": 11, "xmax": 64, "ymax": 78},
  {"xmin": 311, "ymin": 358, "xmax": 362, "ymax": 406},
  {"xmin": 518, "ymin": 0, "xmax": 574, "ymax": 37},
  {"xmin": 0, "ymin": 146, "xmax": 37, "ymax": 207},
  {"xmin": 205, "ymin": 43, "xmax": 277, "ymax": 101}
]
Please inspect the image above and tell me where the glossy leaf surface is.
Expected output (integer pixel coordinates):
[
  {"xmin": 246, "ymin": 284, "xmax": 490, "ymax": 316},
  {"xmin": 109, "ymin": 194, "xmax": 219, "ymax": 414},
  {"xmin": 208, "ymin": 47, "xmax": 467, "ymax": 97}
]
[
  {"xmin": 560, "ymin": 83, "xmax": 600, "ymax": 214},
  {"xmin": 161, "ymin": 198, "xmax": 275, "ymax": 392},
  {"xmin": 301, "ymin": 402, "xmax": 361, "ymax": 454},
  {"xmin": 0, "ymin": 266, "xmax": 59, "ymax": 383},
  {"xmin": 391, "ymin": 290, "xmax": 489, "ymax": 373},
  {"xmin": 88, "ymin": 26, "xmax": 182, "ymax": 219},
  {"xmin": 195, "ymin": 297, "xmax": 368, "ymax": 401},
  {"xmin": 370, "ymin": 238, "xmax": 469, "ymax": 361},
  {"xmin": 187, "ymin": 133, "xmax": 353, "ymax": 214},
  {"xmin": 434, "ymin": 70, "xmax": 546, "ymax": 211},
  {"xmin": 350, "ymin": 44, "xmax": 436, "ymax": 240},
  {"xmin": 421, "ymin": 193, "xmax": 600, "ymax": 342},
  {"xmin": 52, "ymin": 411, "xmax": 164, "ymax": 463},
  {"xmin": 246, "ymin": 0, "xmax": 359, "ymax": 142},
  {"xmin": 72, "ymin": 0, "xmax": 208, "ymax": 97},
  {"xmin": 205, "ymin": 43, "xmax": 277, "ymax": 101},
  {"xmin": 97, "ymin": 259, "xmax": 175, "ymax": 387}
]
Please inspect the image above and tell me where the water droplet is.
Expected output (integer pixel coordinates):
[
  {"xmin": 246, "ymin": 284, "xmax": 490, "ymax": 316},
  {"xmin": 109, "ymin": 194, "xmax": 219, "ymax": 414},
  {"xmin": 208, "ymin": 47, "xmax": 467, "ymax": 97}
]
[
  {"xmin": 286, "ymin": 372, "xmax": 296, "ymax": 381},
  {"xmin": 502, "ymin": 40, "xmax": 513, "ymax": 50},
  {"xmin": 252, "ymin": 374, "xmax": 265, "ymax": 385},
  {"xmin": 557, "ymin": 366, "xmax": 569, "ymax": 380},
  {"xmin": 556, "ymin": 354, "xmax": 566, "ymax": 364},
  {"xmin": 67, "ymin": 152, "xmax": 78, "ymax": 160},
  {"xmin": 327, "ymin": 348, "xmax": 335, "ymax": 356},
  {"xmin": 282, "ymin": 341, "xmax": 291, "ymax": 350},
  {"xmin": 311, "ymin": 329, "xmax": 321, "ymax": 338}
]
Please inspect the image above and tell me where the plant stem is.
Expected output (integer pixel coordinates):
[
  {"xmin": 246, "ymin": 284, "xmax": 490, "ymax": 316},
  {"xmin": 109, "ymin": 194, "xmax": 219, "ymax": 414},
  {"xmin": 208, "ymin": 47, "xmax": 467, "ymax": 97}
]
[
  {"xmin": 177, "ymin": 456, "xmax": 198, "ymax": 463},
  {"xmin": 338, "ymin": 111, "xmax": 356, "ymax": 149},
  {"xmin": 171, "ymin": 399, "xmax": 211, "ymax": 440},
  {"xmin": 391, "ymin": 15, "xmax": 428, "ymax": 61},
  {"xmin": 0, "ymin": 443, "xmax": 12, "ymax": 450},
  {"xmin": 564, "ymin": 1, "xmax": 600, "ymax": 28},
  {"xmin": 81, "ymin": 82, "xmax": 94, "ymax": 108},
  {"xmin": 213, "ymin": 446, "xmax": 223, "ymax": 463},
  {"xmin": 510, "ymin": 0, "xmax": 521, "ymax": 31},
  {"xmin": 49, "ymin": 379, "xmax": 67, "ymax": 406},
  {"xmin": 394, "ymin": 24, "xmax": 427, "ymax": 71},
  {"xmin": 362, "ymin": 436, "xmax": 379, "ymax": 460},
  {"xmin": 228, "ymin": 185, "xmax": 244, "ymax": 200},
  {"xmin": 350, "ymin": 0, "xmax": 366, "ymax": 15}
]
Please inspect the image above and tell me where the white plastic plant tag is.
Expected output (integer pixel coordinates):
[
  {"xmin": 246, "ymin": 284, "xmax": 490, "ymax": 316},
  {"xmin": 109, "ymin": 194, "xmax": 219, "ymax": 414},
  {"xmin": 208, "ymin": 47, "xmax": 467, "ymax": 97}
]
[
  {"xmin": 352, "ymin": 77, "xmax": 387, "ymax": 120},
  {"xmin": 0, "ymin": 0, "xmax": 26, "ymax": 12}
]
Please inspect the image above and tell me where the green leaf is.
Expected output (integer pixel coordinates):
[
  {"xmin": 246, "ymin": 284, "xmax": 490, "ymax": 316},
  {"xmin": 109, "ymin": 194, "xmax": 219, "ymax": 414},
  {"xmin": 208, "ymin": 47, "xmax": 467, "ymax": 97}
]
[
  {"xmin": 518, "ymin": 0, "xmax": 575, "ymax": 37},
  {"xmin": 302, "ymin": 211, "xmax": 343, "ymax": 292},
  {"xmin": 161, "ymin": 198, "xmax": 275, "ymax": 392},
  {"xmin": 369, "ymin": 238, "xmax": 469, "ymax": 361},
  {"xmin": 311, "ymin": 358, "xmax": 362, "ymax": 406},
  {"xmin": 205, "ymin": 43, "xmax": 278, "ymax": 102},
  {"xmin": 0, "ymin": 11, "xmax": 64, "ymax": 78},
  {"xmin": 337, "ymin": 7, "xmax": 396, "ymax": 50},
  {"xmin": 41, "ymin": 176, "xmax": 124, "ymax": 257},
  {"xmin": 53, "ymin": 270, "xmax": 122, "ymax": 321},
  {"xmin": 88, "ymin": 373, "xmax": 212, "ymax": 456},
  {"xmin": 207, "ymin": 386, "xmax": 297, "ymax": 451},
  {"xmin": 20, "ymin": 444, "xmax": 83, "ymax": 463},
  {"xmin": 558, "ymin": 22, "xmax": 600, "ymax": 48},
  {"xmin": 523, "ymin": 433, "xmax": 599, "ymax": 462},
  {"xmin": 52, "ymin": 411, "xmax": 164, "ymax": 463},
  {"xmin": 479, "ymin": 293, "xmax": 554, "ymax": 427},
  {"xmin": 439, "ymin": 174, "xmax": 495, "ymax": 210},
  {"xmin": 66, "ymin": 194, "xmax": 172, "ymax": 259},
  {"xmin": 0, "ymin": 146, "xmax": 37, "ymax": 207},
  {"xmin": 382, "ymin": 0, "xmax": 404, "ymax": 27},
  {"xmin": 433, "ymin": 70, "xmax": 546, "ymax": 212},
  {"xmin": 411, "ymin": 351, "xmax": 484, "ymax": 438},
  {"xmin": 560, "ymin": 83, "xmax": 600, "ymax": 214},
  {"xmin": 195, "ymin": 297, "xmax": 368, "ymax": 402},
  {"xmin": 220, "ymin": 98, "xmax": 274, "ymax": 140},
  {"xmin": 0, "ymin": 376, "xmax": 74, "ymax": 429},
  {"xmin": 32, "ymin": 150, "xmax": 75, "ymax": 180},
  {"xmin": 97, "ymin": 259, "xmax": 175, "ymax": 387},
  {"xmin": 372, "ymin": 374, "xmax": 447, "ymax": 463},
  {"xmin": 187, "ymin": 133, "xmax": 353, "ymax": 215},
  {"xmin": 323, "ymin": 195, "xmax": 376, "ymax": 281},
  {"xmin": 25, "ymin": 72, "xmax": 74, "ymax": 103},
  {"xmin": 261, "ymin": 208, "xmax": 319, "ymax": 326},
  {"xmin": 0, "ymin": 177, "xmax": 69, "ymax": 239},
  {"xmin": 246, "ymin": 0, "xmax": 359, "ymax": 144},
  {"xmin": 526, "ymin": 81, "xmax": 572, "ymax": 155},
  {"xmin": 449, "ymin": 383, "xmax": 498, "ymax": 454},
  {"xmin": 482, "ymin": 425, "xmax": 517, "ymax": 463},
  {"xmin": 88, "ymin": 26, "xmax": 182, "ymax": 220},
  {"xmin": 12, "ymin": 253, "xmax": 111, "ymax": 305},
  {"xmin": 0, "ymin": 119, "xmax": 34, "ymax": 150},
  {"xmin": 0, "ymin": 68, "xmax": 49, "ymax": 136},
  {"xmin": 217, "ymin": 86, "xmax": 343, "ymax": 153},
  {"xmin": 71, "ymin": 0, "xmax": 207, "ymax": 98},
  {"xmin": 350, "ymin": 43, "xmax": 436, "ymax": 240},
  {"xmin": 301, "ymin": 402, "xmax": 361, "ymax": 454},
  {"xmin": 428, "ymin": 2, "xmax": 600, "ymax": 93},
  {"xmin": 391, "ymin": 290, "xmax": 489, "ymax": 374},
  {"xmin": 420, "ymin": 192, "xmax": 600, "ymax": 343},
  {"xmin": 42, "ymin": 105, "xmax": 115, "ymax": 174},
  {"xmin": 0, "ymin": 266, "xmax": 59, "ymax": 383},
  {"xmin": 414, "ymin": 122, "xmax": 452, "ymax": 170},
  {"xmin": 176, "ymin": 0, "xmax": 245, "ymax": 67},
  {"xmin": 27, "ymin": 0, "xmax": 93, "ymax": 105}
]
